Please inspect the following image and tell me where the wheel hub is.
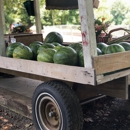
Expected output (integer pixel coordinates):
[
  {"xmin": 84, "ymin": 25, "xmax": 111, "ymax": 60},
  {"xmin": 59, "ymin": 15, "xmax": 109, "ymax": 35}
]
[{"xmin": 38, "ymin": 96, "xmax": 62, "ymax": 130}]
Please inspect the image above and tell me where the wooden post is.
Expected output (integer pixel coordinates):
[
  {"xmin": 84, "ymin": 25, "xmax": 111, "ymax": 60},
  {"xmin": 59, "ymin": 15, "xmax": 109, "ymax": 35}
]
[
  {"xmin": 34, "ymin": 0, "xmax": 42, "ymax": 33},
  {"xmin": 0, "ymin": 0, "xmax": 5, "ymax": 56},
  {"xmin": 78, "ymin": 0, "xmax": 97, "ymax": 68},
  {"xmin": 1, "ymin": 0, "xmax": 5, "ymax": 34}
]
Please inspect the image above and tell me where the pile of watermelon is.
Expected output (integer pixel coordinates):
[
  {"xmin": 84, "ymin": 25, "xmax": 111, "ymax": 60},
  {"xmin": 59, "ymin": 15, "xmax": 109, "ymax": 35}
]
[
  {"xmin": 5, "ymin": 32, "xmax": 84, "ymax": 67},
  {"xmin": 97, "ymin": 41, "xmax": 130, "ymax": 55},
  {"xmin": 6, "ymin": 31, "xmax": 129, "ymax": 67}
]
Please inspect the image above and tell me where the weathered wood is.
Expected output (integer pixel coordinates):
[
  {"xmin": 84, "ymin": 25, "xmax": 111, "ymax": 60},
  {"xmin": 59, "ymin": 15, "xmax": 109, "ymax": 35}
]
[
  {"xmin": 0, "ymin": 56, "xmax": 95, "ymax": 85},
  {"xmin": 0, "ymin": 68, "xmax": 54, "ymax": 82},
  {"xmin": 78, "ymin": 0, "xmax": 97, "ymax": 68},
  {"xmin": 75, "ymin": 77, "xmax": 128, "ymax": 101},
  {"xmin": 34, "ymin": 0, "xmax": 42, "ymax": 33},
  {"xmin": 97, "ymin": 69, "xmax": 130, "ymax": 84},
  {"xmin": 93, "ymin": 51, "xmax": 130, "ymax": 75},
  {"xmin": 5, "ymin": 34, "xmax": 43, "ymax": 46},
  {"xmin": 0, "ymin": 0, "xmax": 5, "ymax": 56}
]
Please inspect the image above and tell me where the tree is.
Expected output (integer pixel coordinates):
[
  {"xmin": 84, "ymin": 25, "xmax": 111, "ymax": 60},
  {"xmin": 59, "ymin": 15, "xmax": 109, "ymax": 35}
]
[
  {"xmin": 4, "ymin": 0, "xmax": 34, "ymax": 33},
  {"xmin": 110, "ymin": 1, "xmax": 129, "ymax": 25}
]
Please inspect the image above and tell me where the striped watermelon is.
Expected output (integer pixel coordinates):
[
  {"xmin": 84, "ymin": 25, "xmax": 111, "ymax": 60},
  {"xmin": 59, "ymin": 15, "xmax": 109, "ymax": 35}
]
[
  {"xmin": 37, "ymin": 48, "xmax": 56, "ymax": 63},
  {"xmin": 69, "ymin": 43, "xmax": 82, "ymax": 54},
  {"xmin": 29, "ymin": 41, "xmax": 42, "ymax": 60},
  {"xmin": 44, "ymin": 32, "xmax": 63, "ymax": 44},
  {"xmin": 13, "ymin": 45, "xmax": 33, "ymax": 60},
  {"xmin": 37, "ymin": 43, "xmax": 55, "ymax": 54},
  {"xmin": 78, "ymin": 48, "xmax": 84, "ymax": 67},
  {"xmin": 97, "ymin": 42, "xmax": 108, "ymax": 54},
  {"xmin": 105, "ymin": 44, "xmax": 125, "ymax": 54},
  {"xmin": 49, "ymin": 42, "xmax": 62, "ymax": 46},
  {"xmin": 53, "ymin": 46, "xmax": 77, "ymax": 66},
  {"xmin": 6, "ymin": 42, "xmax": 24, "ymax": 57},
  {"xmin": 119, "ymin": 42, "xmax": 130, "ymax": 51}
]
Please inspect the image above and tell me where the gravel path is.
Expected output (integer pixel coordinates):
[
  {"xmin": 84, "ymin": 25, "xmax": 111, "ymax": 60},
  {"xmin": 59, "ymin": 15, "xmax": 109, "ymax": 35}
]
[{"xmin": 0, "ymin": 96, "xmax": 130, "ymax": 130}]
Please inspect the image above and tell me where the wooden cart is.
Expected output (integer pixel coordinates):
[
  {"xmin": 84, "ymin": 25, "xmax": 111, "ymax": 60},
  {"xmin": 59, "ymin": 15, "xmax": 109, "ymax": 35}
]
[{"xmin": 0, "ymin": 0, "xmax": 130, "ymax": 130}]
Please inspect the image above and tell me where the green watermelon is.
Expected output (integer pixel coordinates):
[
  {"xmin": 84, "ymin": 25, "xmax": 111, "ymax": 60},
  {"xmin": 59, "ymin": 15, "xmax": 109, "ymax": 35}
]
[
  {"xmin": 69, "ymin": 43, "xmax": 82, "ymax": 66},
  {"xmin": 69, "ymin": 43, "xmax": 82, "ymax": 54},
  {"xmin": 37, "ymin": 43, "xmax": 55, "ymax": 54},
  {"xmin": 37, "ymin": 48, "xmax": 56, "ymax": 63},
  {"xmin": 49, "ymin": 42, "xmax": 62, "ymax": 46},
  {"xmin": 53, "ymin": 46, "xmax": 77, "ymax": 66},
  {"xmin": 97, "ymin": 48, "xmax": 102, "ymax": 55},
  {"xmin": 54, "ymin": 45, "xmax": 65, "ymax": 51},
  {"xmin": 44, "ymin": 32, "xmax": 63, "ymax": 44},
  {"xmin": 105, "ymin": 44, "xmax": 125, "ymax": 54},
  {"xmin": 78, "ymin": 49, "xmax": 84, "ymax": 67},
  {"xmin": 97, "ymin": 42, "xmax": 108, "ymax": 54},
  {"xmin": 6, "ymin": 42, "xmax": 24, "ymax": 57},
  {"xmin": 29, "ymin": 41, "xmax": 42, "ymax": 60},
  {"xmin": 13, "ymin": 45, "xmax": 33, "ymax": 60},
  {"xmin": 119, "ymin": 42, "xmax": 130, "ymax": 51},
  {"xmin": 30, "ymin": 41, "xmax": 43, "ymax": 45}
]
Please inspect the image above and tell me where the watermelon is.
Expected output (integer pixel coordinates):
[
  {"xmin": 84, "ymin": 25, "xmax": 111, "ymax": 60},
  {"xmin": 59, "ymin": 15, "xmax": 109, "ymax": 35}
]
[
  {"xmin": 37, "ymin": 48, "xmax": 56, "ymax": 63},
  {"xmin": 49, "ymin": 42, "xmax": 62, "ymax": 46},
  {"xmin": 105, "ymin": 44, "xmax": 125, "ymax": 54},
  {"xmin": 53, "ymin": 46, "xmax": 77, "ymax": 66},
  {"xmin": 69, "ymin": 43, "xmax": 82, "ymax": 54},
  {"xmin": 97, "ymin": 42, "xmax": 108, "ymax": 54},
  {"xmin": 97, "ymin": 48, "xmax": 102, "ymax": 55},
  {"xmin": 54, "ymin": 45, "xmax": 65, "ymax": 51},
  {"xmin": 44, "ymin": 32, "xmax": 63, "ymax": 44},
  {"xmin": 6, "ymin": 42, "xmax": 24, "ymax": 57},
  {"xmin": 78, "ymin": 49, "xmax": 84, "ymax": 67},
  {"xmin": 29, "ymin": 41, "xmax": 42, "ymax": 60},
  {"xmin": 69, "ymin": 43, "xmax": 82, "ymax": 66},
  {"xmin": 119, "ymin": 42, "xmax": 130, "ymax": 51},
  {"xmin": 13, "ymin": 45, "xmax": 33, "ymax": 60},
  {"xmin": 30, "ymin": 41, "xmax": 43, "ymax": 45},
  {"xmin": 37, "ymin": 43, "xmax": 55, "ymax": 54}
]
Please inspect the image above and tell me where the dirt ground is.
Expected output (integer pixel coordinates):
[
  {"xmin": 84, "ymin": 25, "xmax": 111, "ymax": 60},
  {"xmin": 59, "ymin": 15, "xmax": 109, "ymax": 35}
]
[{"xmin": 0, "ymin": 96, "xmax": 130, "ymax": 130}]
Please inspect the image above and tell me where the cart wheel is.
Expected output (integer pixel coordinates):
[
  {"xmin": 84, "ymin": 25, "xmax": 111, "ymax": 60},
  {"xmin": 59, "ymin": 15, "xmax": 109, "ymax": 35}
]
[{"xmin": 32, "ymin": 80, "xmax": 83, "ymax": 130}]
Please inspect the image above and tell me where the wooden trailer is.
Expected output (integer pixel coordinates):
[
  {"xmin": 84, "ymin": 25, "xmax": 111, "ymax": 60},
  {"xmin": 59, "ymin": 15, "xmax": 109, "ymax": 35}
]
[{"xmin": 0, "ymin": 0, "xmax": 130, "ymax": 130}]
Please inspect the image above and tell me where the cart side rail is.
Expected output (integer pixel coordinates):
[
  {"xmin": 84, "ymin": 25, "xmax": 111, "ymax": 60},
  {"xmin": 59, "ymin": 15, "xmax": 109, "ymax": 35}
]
[{"xmin": 0, "ymin": 56, "xmax": 95, "ymax": 85}]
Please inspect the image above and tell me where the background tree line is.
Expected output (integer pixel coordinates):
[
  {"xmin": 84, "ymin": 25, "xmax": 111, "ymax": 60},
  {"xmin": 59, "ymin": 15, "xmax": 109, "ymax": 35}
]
[{"xmin": 3, "ymin": 0, "xmax": 130, "ymax": 33}]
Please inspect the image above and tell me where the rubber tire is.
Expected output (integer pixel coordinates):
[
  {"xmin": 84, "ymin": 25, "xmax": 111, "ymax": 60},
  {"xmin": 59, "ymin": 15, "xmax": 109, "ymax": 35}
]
[{"xmin": 32, "ymin": 80, "xmax": 83, "ymax": 130}]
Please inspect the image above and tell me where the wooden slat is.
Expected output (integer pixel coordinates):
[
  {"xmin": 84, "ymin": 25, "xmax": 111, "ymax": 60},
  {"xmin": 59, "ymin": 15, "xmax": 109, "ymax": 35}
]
[
  {"xmin": 97, "ymin": 69, "xmax": 130, "ymax": 84},
  {"xmin": 0, "ymin": 56, "xmax": 95, "ymax": 85},
  {"xmin": 9, "ymin": 34, "xmax": 43, "ymax": 46},
  {"xmin": 93, "ymin": 51, "xmax": 130, "ymax": 75}
]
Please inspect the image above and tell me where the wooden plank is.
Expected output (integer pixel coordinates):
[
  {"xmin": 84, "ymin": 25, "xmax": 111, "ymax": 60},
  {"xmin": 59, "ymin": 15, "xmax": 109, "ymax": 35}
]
[
  {"xmin": 0, "ymin": 68, "xmax": 54, "ymax": 82},
  {"xmin": 5, "ymin": 34, "xmax": 43, "ymax": 46},
  {"xmin": 0, "ymin": 0, "xmax": 5, "ymax": 56},
  {"xmin": 78, "ymin": 0, "xmax": 97, "ymax": 68},
  {"xmin": 0, "ymin": 56, "xmax": 95, "ymax": 85},
  {"xmin": 97, "ymin": 69, "xmax": 130, "ymax": 84},
  {"xmin": 75, "ymin": 77, "xmax": 128, "ymax": 101},
  {"xmin": 13, "ymin": 34, "xmax": 43, "ymax": 46},
  {"xmin": 93, "ymin": 51, "xmax": 130, "ymax": 75}
]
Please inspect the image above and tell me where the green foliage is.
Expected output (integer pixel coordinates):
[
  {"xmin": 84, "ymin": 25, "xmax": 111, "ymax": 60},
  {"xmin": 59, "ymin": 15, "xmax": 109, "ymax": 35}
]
[
  {"xmin": 4, "ymin": 0, "xmax": 34, "ymax": 33},
  {"xmin": 41, "ymin": 9, "xmax": 80, "ymax": 26},
  {"xmin": 110, "ymin": 1, "xmax": 129, "ymax": 25}
]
